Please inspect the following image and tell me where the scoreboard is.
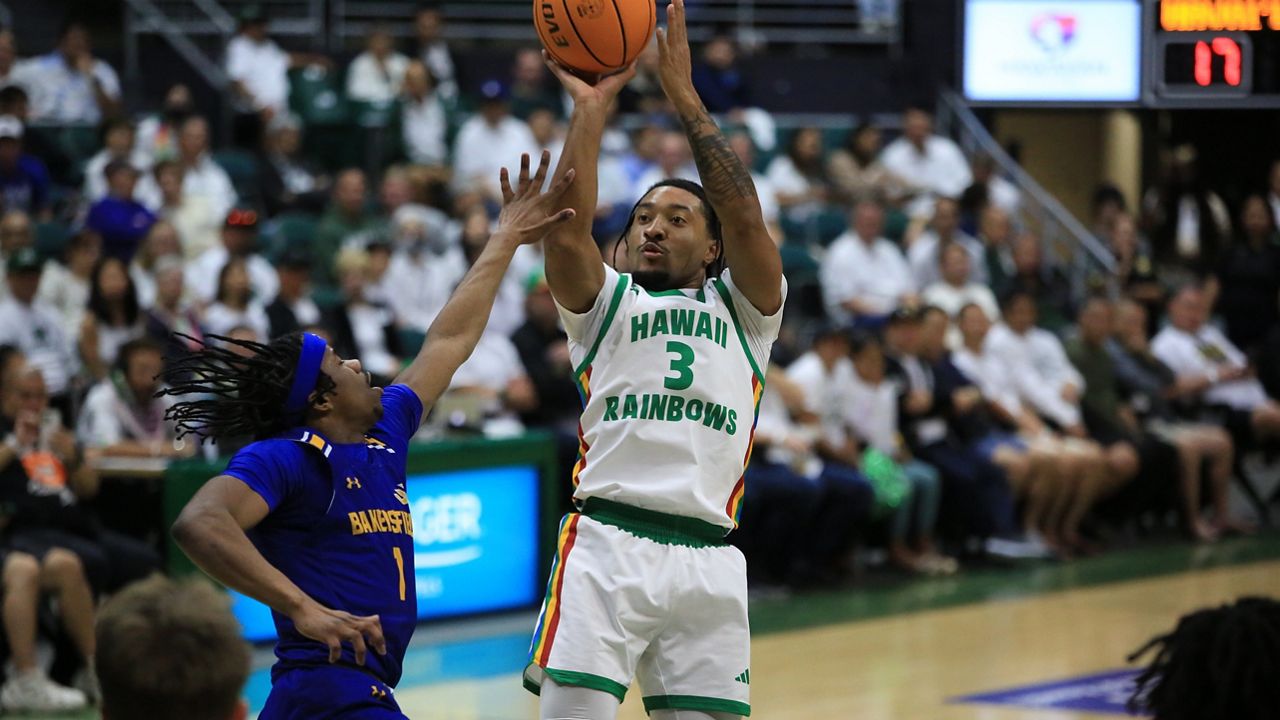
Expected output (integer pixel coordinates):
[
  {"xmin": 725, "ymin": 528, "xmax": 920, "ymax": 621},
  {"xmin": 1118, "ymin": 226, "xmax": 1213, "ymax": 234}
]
[
  {"xmin": 963, "ymin": 0, "xmax": 1280, "ymax": 107},
  {"xmin": 1146, "ymin": 0, "xmax": 1280, "ymax": 106}
]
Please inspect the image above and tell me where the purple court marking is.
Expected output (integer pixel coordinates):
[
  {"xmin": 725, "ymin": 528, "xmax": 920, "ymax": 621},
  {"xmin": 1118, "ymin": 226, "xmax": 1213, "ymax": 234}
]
[{"xmin": 951, "ymin": 669, "xmax": 1147, "ymax": 716}]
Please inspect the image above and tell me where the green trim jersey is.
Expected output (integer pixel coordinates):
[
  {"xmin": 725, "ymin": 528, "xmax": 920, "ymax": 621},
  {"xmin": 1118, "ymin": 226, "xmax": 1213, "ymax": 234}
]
[{"xmin": 558, "ymin": 266, "xmax": 786, "ymax": 531}]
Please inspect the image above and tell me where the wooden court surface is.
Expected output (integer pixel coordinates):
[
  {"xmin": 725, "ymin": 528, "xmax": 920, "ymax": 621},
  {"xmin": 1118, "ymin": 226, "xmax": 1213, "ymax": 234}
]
[{"xmin": 390, "ymin": 559, "xmax": 1280, "ymax": 719}]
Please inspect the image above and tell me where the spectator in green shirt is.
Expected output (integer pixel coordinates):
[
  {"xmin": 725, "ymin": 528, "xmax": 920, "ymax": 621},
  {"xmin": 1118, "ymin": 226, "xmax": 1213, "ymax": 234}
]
[{"xmin": 313, "ymin": 168, "xmax": 385, "ymax": 285}]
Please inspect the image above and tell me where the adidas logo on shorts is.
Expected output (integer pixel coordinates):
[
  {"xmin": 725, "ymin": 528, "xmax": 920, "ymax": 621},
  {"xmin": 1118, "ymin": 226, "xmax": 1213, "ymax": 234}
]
[{"xmin": 734, "ymin": 669, "xmax": 750, "ymax": 685}]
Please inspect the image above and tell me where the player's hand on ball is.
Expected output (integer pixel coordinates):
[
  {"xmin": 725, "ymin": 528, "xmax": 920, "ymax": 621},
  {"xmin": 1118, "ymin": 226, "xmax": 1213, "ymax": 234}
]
[
  {"xmin": 656, "ymin": 0, "xmax": 696, "ymax": 105},
  {"xmin": 293, "ymin": 601, "xmax": 387, "ymax": 665},
  {"xmin": 543, "ymin": 51, "xmax": 636, "ymax": 108},
  {"xmin": 496, "ymin": 150, "xmax": 576, "ymax": 244}
]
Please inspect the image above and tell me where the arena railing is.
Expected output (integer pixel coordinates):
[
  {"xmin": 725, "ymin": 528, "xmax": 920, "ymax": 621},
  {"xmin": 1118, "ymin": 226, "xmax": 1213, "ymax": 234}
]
[{"xmin": 936, "ymin": 90, "xmax": 1117, "ymax": 298}]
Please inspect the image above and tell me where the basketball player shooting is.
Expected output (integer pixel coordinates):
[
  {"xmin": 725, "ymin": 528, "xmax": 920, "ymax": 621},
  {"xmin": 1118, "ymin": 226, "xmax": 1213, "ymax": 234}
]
[
  {"xmin": 164, "ymin": 153, "xmax": 576, "ymax": 720},
  {"xmin": 525, "ymin": 1, "xmax": 785, "ymax": 718}
]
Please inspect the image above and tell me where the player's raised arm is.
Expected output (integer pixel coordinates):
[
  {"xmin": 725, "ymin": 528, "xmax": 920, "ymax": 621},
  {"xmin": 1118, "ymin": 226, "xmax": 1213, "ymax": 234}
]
[
  {"xmin": 657, "ymin": 0, "xmax": 782, "ymax": 315},
  {"xmin": 542, "ymin": 56, "xmax": 636, "ymax": 313},
  {"xmin": 396, "ymin": 151, "xmax": 576, "ymax": 410}
]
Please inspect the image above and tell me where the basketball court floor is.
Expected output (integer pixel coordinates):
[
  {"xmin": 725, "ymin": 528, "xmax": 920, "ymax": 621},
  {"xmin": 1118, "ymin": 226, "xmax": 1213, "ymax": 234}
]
[
  {"xmin": 258, "ymin": 532, "xmax": 1279, "ymax": 719},
  {"xmin": 17, "ymin": 533, "xmax": 1278, "ymax": 719}
]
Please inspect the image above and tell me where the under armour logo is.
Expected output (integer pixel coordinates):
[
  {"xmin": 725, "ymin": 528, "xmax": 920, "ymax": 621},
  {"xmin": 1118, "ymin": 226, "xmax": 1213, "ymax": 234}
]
[
  {"xmin": 370, "ymin": 684, "xmax": 388, "ymax": 699},
  {"xmin": 346, "ymin": 477, "xmax": 362, "ymax": 490}
]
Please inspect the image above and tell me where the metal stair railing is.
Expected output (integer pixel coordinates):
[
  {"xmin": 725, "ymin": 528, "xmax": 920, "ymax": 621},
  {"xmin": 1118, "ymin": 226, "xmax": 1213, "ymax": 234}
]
[{"xmin": 936, "ymin": 89, "xmax": 1116, "ymax": 297}]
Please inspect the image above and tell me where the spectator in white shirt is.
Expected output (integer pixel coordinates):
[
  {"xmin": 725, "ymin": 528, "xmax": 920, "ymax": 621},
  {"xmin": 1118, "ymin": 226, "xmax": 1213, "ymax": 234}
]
[
  {"xmin": 923, "ymin": 242, "xmax": 999, "ymax": 348},
  {"xmin": 185, "ymin": 209, "xmax": 279, "ymax": 307},
  {"xmin": 382, "ymin": 207, "xmax": 466, "ymax": 334},
  {"xmin": 346, "ymin": 25, "xmax": 410, "ymax": 103},
  {"xmin": 201, "ymin": 256, "xmax": 270, "ymax": 341},
  {"xmin": 0, "ymin": 248, "xmax": 76, "ymax": 408},
  {"xmin": 879, "ymin": 107, "xmax": 971, "ymax": 219},
  {"xmin": 450, "ymin": 80, "xmax": 538, "ymax": 205},
  {"xmin": 820, "ymin": 199, "xmax": 917, "ymax": 328},
  {"xmin": 77, "ymin": 256, "xmax": 146, "ymax": 381},
  {"xmin": 13, "ymin": 21, "xmax": 121, "ymax": 124},
  {"xmin": 765, "ymin": 127, "xmax": 830, "ymax": 224},
  {"xmin": 37, "ymin": 228, "xmax": 99, "ymax": 341},
  {"xmin": 401, "ymin": 60, "xmax": 449, "ymax": 169},
  {"xmin": 967, "ymin": 153, "xmax": 1020, "ymax": 216},
  {"xmin": 907, "ymin": 196, "xmax": 988, "ymax": 288},
  {"xmin": 225, "ymin": 9, "xmax": 291, "ymax": 117},
  {"xmin": 1151, "ymin": 285, "xmax": 1280, "ymax": 445},
  {"xmin": 632, "ymin": 131, "xmax": 699, "ymax": 201},
  {"xmin": 135, "ymin": 84, "xmax": 194, "ymax": 166},
  {"xmin": 527, "ymin": 108, "xmax": 565, "ymax": 183},
  {"xmin": 137, "ymin": 117, "xmax": 238, "ymax": 230},
  {"xmin": 413, "ymin": 4, "xmax": 458, "ymax": 101},
  {"xmin": 77, "ymin": 338, "xmax": 189, "ymax": 460},
  {"xmin": 952, "ymin": 303, "xmax": 1098, "ymax": 556},
  {"xmin": 847, "ymin": 332, "xmax": 953, "ymax": 575},
  {"xmin": 445, "ymin": 329, "xmax": 537, "ymax": 434},
  {"xmin": 986, "ymin": 291, "xmax": 1086, "ymax": 434},
  {"xmin": 728, "ymin": 131, "xmax": 779, "ymax": 226},
  {"xmin": 82, "ymin": 119, "xmax": 150, "ymax": 204}
]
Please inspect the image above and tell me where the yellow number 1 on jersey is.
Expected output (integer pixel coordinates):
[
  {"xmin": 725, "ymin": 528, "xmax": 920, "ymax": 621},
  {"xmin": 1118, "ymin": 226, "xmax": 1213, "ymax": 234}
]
[{"xmin": 392, "ymin": 546, "xmax": 406, "ymax": 601}]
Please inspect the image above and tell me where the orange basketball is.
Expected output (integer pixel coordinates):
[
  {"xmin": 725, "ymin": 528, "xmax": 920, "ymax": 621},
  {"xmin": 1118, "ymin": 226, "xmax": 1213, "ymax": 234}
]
[{"xmin": 534, "ymin": 0, "xmax": 656, "ymax": 76}]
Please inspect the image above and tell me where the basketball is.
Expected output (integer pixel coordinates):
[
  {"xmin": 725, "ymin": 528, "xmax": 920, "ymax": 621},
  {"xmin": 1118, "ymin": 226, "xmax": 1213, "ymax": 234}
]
[{"xmin": 533, "ymin": 0, "xmax": 656, "ymax": 76}]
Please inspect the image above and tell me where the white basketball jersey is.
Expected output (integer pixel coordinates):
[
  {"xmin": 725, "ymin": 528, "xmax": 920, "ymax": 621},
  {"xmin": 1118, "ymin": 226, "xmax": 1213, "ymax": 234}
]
[{"xmin": 558, "ymin": 266, "xmax": 786, "ymax": 530}]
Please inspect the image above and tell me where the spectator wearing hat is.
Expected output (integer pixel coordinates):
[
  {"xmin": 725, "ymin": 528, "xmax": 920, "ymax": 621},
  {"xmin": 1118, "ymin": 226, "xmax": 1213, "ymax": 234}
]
[
  {"xmin": 85, "ymin": 160, "xmax": 156, "ymax": 263},
  {"xmin": 12, "ymin": 20, "xmax": 121, "ymax": 124},
  {"xmin": 257, "ymin": 112, "xmax": 330, "ymax": 217},
  {"xmin": 265, "ymin": 247, "xmax": 320, "ymax": 338},
  {"xmin": 451, "ymin": 79, "xmax": 537, "ymax": 204},
  {"xmin": 821, "ymin": 198, "xmax": 918, "ymax": 330},
  {"xmin": 0, "ymin": 248, "xmax": 76, "ymax": 416},
  {"xmin": 0, "ymin": 116, "xmax": 50, "ymax": 220},
  {"xmin": 314, "ymin": 168, "xmax": 386, "ymax": 286},
  {"xmin": 185, "ymin": 208, "xmax": 278, "ymax": 306},
  {"xmin": 346, "ymin": 24, "xmax": 411, "ymax": 103},
  {"xmin": 83, "ymin": 118, "xmax": 151, "ymax": 204}
]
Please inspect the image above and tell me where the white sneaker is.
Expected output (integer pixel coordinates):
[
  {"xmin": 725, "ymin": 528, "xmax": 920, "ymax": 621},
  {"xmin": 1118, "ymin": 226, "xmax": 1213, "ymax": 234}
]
[
  {"xmin": 0, "ymin": 669, "xmax": 88, "ymax": 712},
  {"xmin": 73, "ymin": 665, "xmax": 101, "ymax": 706}
]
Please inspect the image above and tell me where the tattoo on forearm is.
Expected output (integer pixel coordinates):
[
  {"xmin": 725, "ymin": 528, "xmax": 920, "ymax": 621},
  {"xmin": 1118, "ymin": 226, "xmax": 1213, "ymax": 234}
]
[{"xmin": 679, "ymin": 104, "xmax": 758, "ymax": 203}]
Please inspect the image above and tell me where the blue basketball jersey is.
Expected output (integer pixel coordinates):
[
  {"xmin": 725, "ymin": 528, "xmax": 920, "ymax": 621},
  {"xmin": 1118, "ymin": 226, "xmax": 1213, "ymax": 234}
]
[{"xmin": 224, "ymin": 384, "xmax": 424, "ymax": 687}]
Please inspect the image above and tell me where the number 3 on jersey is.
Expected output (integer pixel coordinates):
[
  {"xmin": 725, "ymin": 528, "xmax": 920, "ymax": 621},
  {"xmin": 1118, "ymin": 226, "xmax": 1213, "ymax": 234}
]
[{"xmin": 664, "ymin": 341, "xmax": 695, "ymax": 390}]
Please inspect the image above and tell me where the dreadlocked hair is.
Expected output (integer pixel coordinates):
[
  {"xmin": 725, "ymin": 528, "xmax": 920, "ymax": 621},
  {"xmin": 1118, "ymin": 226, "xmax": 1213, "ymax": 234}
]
[
  {"xmin": 156, "ymin": 332, "xmax": 336, "ymax": 443},
  {"xmin": 1127, "ymin": 596, "xmax": 1280, "ymax": 720}
]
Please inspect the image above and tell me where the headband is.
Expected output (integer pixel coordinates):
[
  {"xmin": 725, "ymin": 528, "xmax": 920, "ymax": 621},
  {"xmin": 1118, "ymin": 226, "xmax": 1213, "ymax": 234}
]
[{"xmin": 284, "ymin": 333, "xmax": 328, "ymax": 416}]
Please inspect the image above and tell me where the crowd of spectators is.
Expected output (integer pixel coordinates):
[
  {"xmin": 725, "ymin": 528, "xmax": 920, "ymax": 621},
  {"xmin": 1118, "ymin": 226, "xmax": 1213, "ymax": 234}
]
[{"xmin": 0, "ymin": 5, "xmax": 1275, "ymax": 712}]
